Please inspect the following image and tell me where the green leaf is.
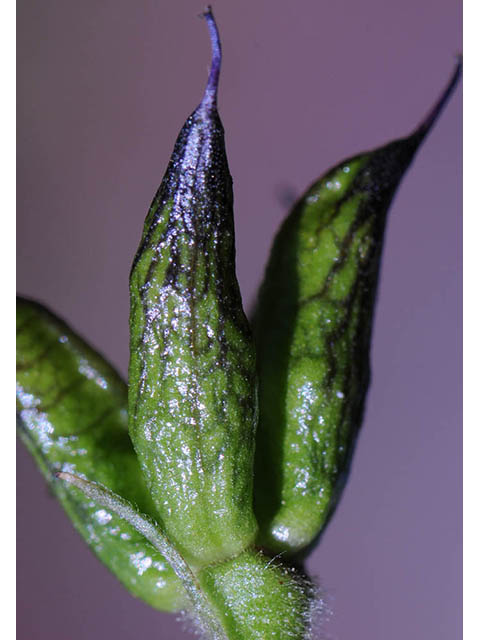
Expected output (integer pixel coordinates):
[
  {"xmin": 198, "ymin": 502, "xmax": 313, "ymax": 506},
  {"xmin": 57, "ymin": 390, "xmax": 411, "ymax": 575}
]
[
  {"xmin": 16, "ymin": 296, "xmax": 186, "ymax": 611},
  {"xmin": 252, "ymin": 61, "xmax": 462, "ymax": 555},
  {"xmin": 128, "ymin": 10, "xmax": 258, "ymax": 568}
]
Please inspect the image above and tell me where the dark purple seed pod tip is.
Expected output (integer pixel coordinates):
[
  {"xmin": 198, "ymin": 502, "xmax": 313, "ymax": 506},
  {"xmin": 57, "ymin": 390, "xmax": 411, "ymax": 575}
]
[
  {"xmin": 201, "ymin": 6, "xmax": 222, "ymax": 108},
  {"xmin": 414, "ymin": 56, "xmax": 462, "ymax": 142}
]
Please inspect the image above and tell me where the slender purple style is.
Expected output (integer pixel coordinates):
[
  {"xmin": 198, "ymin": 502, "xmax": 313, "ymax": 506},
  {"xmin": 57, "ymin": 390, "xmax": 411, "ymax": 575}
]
[
  {"xmin": 202, "ymin": 7, "xmax": 222, "ymax": 108},
  {"xmin": 414, "ymin": 56, "xmax": 462, "ymax": 142}
]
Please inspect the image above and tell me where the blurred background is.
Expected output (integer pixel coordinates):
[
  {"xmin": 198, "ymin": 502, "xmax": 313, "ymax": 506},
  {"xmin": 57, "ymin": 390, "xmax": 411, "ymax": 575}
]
[{"xmin": 17, "ymin": 1, "xmax": 461, "ymax": 638}]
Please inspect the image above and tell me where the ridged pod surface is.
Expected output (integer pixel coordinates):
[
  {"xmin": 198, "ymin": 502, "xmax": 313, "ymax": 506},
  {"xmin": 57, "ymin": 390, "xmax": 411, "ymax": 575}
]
[
  {"xmin": 16, "ymin": 297, "xmax": 186, "ymax": 611},
  {"xmin": 253, "ymin": 62, "xmax": 462, "ymax": 554},
  {"xmin": 128, "ymin": 11, "xmax": 258, "ymax": 569}
]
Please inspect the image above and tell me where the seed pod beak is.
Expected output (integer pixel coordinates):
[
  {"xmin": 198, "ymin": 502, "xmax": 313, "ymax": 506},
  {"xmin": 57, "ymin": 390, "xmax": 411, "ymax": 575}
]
[
  {"xmin": 201, "ymin": 7, "xmax": 222, "ymax": 109},
  {"xmin": 413, "ymin": 55, "xmax": 462, "ymax": 144}
]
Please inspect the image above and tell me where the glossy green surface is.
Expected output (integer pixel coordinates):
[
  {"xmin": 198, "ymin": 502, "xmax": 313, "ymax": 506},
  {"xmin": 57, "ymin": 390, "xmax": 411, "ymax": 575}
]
[
  {"xmin": 128, "ymin": 18, "xmax": 258, "ymax": 569},
  {"xmin": 16, "ymin": 297, "xmax": 186, "ymax": 612},
  {"xmin": 57, "ymin": 471, "xmax": 227, "ymax": 640},
  {"xmin": 253, "ymin": 128, "xmax": 447, "ymax": 554}
]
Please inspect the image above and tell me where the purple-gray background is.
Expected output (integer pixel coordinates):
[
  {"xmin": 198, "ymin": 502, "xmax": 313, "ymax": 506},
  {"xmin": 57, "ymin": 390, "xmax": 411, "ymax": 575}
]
[{"xmin": 17, "ymin": 1, "xmax": 462, "ymax": 638}]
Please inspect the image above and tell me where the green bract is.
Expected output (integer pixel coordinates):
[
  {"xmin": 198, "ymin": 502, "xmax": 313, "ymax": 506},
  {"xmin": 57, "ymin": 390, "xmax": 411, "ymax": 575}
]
[{"xmin": 16, "ymin": 8, "xmax": 460, "ymax": 640}]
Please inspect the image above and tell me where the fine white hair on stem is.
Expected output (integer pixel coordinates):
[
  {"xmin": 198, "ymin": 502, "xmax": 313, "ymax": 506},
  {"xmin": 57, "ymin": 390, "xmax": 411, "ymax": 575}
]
[{"xmin": 56, "ymin": 471, "xmax": 228, "ymax": 640}]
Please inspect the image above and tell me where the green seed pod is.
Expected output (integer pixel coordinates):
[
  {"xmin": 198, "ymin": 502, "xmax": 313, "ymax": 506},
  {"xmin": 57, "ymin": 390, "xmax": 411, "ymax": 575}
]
[
  {"xmin": 253, "ymin": 62, "xmax": 462, "ymax": 555},
  {"xmin": 16, "ymin": 296, "xmax": 186, "ymax": 612},
  {"xmin": 128, "ymin": 10, "xmax": 258, "ymax": 568}
]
